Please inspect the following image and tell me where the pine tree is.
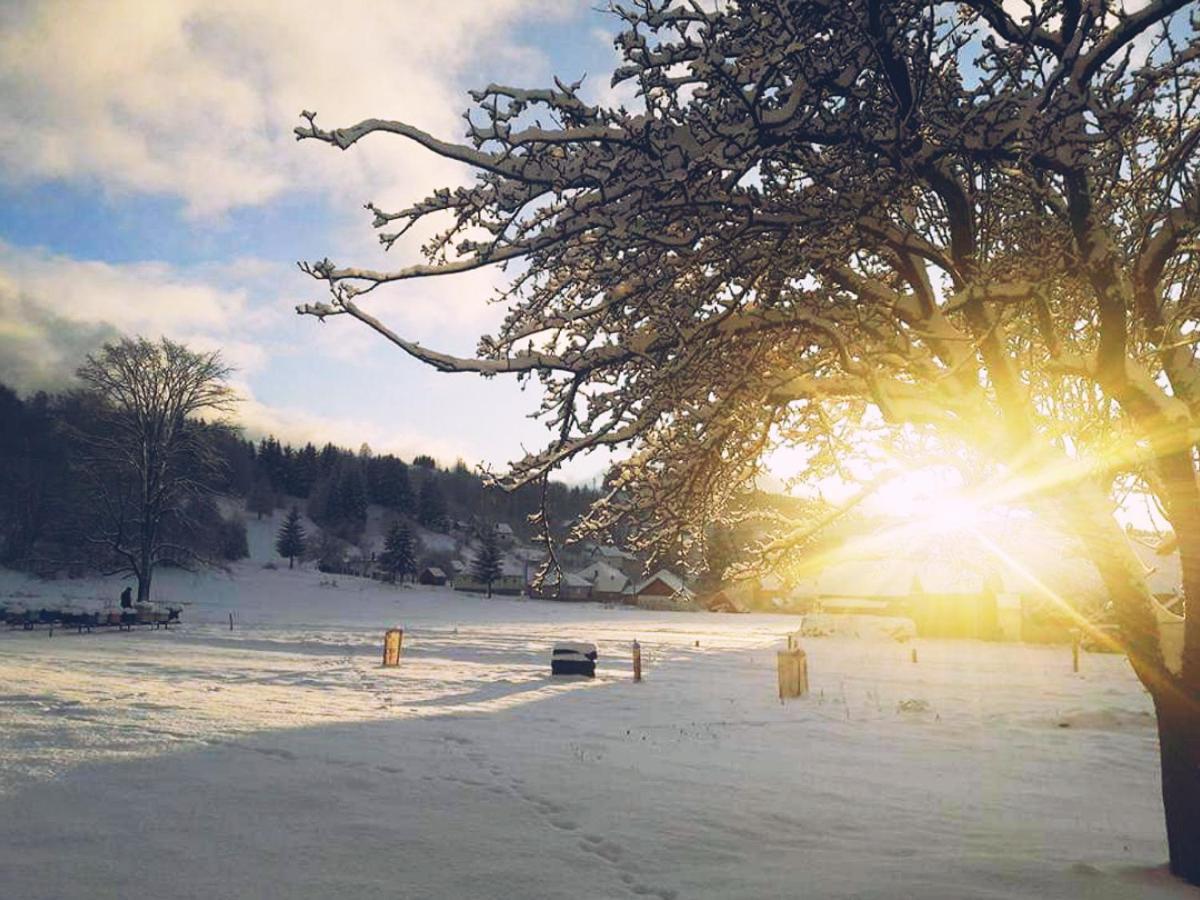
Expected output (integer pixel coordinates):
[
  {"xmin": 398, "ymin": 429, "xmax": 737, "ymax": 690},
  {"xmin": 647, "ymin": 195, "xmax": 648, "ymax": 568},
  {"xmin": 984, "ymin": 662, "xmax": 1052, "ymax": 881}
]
[
  {"xmin": 471, "ymin": 527, "xmax": 503, "ymax": 598},
  {"xmin": 368, "ymin": 455, "xmax": 412, "ymax": 511},
  {"xmin": 275, "ymin": 506, "xmax": 306, "ymax": 569},
  {"xmin": 417, "ymin": 478, "xmax": 446, "ymax": 530},
  {"xmin": 379, "ymin": 520, "xmax": 416, "ymax": 583},
  {"xmin": 248, "ymin": 473, "xmax": 275, "ymax": 520},
  {"xmin": 293, "ymin": 443, "xmax": 320, "ymax": 497}
]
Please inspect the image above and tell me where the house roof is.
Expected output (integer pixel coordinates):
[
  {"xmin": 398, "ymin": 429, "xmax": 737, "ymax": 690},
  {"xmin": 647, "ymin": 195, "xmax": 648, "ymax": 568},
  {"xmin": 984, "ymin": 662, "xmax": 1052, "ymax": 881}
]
[
  {"xmin": 495, "ymin": 523, "xmax": 515, "ymax": 536},
  {"xmin": 540, "ymin": 570, "xmax": 592, "ymax": 589},
  {"xmin": 596, "ymin": 545, "xmax": 638, "ymax": 561},
  {"xmin": 422, "ymin": 567, "xmax": 446, "ymax": 578},
  {"xmin": 633, "ymin": 569, "xmax": 692, "ymax": 598},
  {"xmin": 577, "ymin": 561, "xmax": 629, "ymax": 593}
]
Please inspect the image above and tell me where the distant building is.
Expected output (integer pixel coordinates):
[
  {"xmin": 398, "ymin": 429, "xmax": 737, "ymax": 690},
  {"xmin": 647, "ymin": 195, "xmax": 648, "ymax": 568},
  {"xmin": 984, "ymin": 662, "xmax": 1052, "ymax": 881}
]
[
  {"xmin": 592, "ymin": 545, "xmax": 643, "ymax": 579},
  {"xmin": 796, "ymin": 558, "xmax": 1019, "ymax": 640},
  {"xmin": 577, "ymin": 561, "xmax": 629, "ymax": 603},
  {"xmin": 418, "ymin": 567, "xmax": 448, "ymax": 586},
  {"xmin": 494, "ymin": 523, "xmax": 516, "ymax": 545},
  {"xmin": 453, "ymin": 553, "xmax": 525, "ymax": 596},
  {"xmin": 633, "ymin": 569, "xmax": 697, "ymax": 611},
  {"xmin": 529, "ymin": 570, "xmax": 593, "ymax": 602},
  {"xmin": 699, "ymin": 587, "xmax": 749, "ymax": 613}
]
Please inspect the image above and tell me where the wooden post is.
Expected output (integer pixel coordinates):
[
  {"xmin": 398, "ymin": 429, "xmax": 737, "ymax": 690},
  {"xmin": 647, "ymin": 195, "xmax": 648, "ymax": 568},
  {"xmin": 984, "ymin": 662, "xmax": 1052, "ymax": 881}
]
[
  {"xmin": 383, "ymin": 628, "xmax": 404, "ymax": 667},
  {"xmin": 911, "ymin": 647, "xmax": 918, "ymax": 664},
  {"xmin": 777, "ymin": 648, "xmax": 808, "ymax": 700},
  {"xmin": 632, "ymin": 640, "xmax": 642, "ymax": 682},
  {"xmin": 1072, "ymin": 630, "xmax": 1080, "ymax": 673},
  {"xmin": 229, "ymin": 612, "xmax": 234, "ymax": 631}
]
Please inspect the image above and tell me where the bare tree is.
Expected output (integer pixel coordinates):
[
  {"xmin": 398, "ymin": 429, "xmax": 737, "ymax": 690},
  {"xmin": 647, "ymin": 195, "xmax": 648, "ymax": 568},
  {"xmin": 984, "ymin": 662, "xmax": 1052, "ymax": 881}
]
[
  {"xmin": 296, "ymin": 1, "xmax": 1200, "ymax": 879},
  {"xmin": 76, "ymin": 337, "xmax": 235, "ymax": 603}
]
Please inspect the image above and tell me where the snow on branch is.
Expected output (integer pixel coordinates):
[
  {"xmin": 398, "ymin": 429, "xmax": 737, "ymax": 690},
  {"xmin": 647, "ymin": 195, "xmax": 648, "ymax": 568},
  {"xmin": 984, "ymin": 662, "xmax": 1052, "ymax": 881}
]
[{"xmin": 294, "ymin": 0, "xmax": 1200, "ymax": 574}]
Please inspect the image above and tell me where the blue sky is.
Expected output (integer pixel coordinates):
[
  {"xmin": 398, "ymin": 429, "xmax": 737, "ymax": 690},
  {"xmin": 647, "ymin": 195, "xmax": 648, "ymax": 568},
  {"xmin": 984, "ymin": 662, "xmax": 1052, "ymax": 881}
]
[{"xmin": 0, "ymin": 1, "xmax": 628, "ymax": 480}]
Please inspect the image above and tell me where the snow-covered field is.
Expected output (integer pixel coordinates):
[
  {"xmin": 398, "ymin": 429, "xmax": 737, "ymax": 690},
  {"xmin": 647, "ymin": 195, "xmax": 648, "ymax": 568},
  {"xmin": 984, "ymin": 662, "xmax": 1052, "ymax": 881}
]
[{"xmin": 0, "ymin": 562, "xmax": 1191, "ymax": 899}]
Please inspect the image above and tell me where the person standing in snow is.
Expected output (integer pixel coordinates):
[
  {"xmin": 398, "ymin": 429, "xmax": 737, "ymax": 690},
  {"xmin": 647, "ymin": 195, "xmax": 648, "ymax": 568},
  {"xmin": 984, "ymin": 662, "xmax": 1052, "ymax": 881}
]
[{"xmin": 120, "ymin": 586, "xmax": 133, "ymax": 609}]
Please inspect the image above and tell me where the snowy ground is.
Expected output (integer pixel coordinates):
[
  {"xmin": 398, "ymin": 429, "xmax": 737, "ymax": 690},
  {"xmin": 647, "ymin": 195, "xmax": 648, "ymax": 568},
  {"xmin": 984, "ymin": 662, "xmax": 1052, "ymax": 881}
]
[{"xmin": 0, "ymin": 562, "xmax": 1192, "ymax": 899}]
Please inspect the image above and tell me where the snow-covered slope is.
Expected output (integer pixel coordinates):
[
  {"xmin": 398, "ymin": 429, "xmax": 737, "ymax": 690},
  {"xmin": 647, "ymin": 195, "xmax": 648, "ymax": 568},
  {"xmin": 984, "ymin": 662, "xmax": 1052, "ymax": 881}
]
[{"xmin": 0, "ymin": 562, "xmax": 1185, "ymax": 899}]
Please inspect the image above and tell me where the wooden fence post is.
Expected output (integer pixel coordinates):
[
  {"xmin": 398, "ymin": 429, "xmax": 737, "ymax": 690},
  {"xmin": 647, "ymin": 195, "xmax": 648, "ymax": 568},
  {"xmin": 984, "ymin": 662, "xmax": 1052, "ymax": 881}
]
[
  {"xmin": 383, "ymin": 628, "xmax": 404, "ymax": 667},
  {"xmin": 777, "ymin": 648, "xmax": 808, "ymax": 700},
  {"xmin": 633, "ymin": 640, "xmax": 642, "ymax": 682}
]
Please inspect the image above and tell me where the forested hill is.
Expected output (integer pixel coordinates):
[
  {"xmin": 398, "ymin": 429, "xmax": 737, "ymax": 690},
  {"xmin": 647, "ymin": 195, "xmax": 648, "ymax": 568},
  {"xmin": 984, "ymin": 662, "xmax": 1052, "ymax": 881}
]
[{"xmin": 0, "ymin": 381, "xmax": 600, "ymax": 571}]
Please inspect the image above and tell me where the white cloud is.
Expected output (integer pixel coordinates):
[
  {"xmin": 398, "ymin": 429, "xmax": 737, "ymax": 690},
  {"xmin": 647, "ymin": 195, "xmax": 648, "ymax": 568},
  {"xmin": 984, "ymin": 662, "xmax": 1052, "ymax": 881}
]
[
  {"xmin": 0, "ymin": 0, "xmax": 571, "ymax": 217},
  {"xmin": 0, "ymin": 242, "xmax": 248, "ymax": 334},
  {"xmin": 233, "ymin": 388, "xmax": 473, "ymax": 464},
  {"xmin": 0, "ymin": 240, "xmax": 560, "ymax": 470}
]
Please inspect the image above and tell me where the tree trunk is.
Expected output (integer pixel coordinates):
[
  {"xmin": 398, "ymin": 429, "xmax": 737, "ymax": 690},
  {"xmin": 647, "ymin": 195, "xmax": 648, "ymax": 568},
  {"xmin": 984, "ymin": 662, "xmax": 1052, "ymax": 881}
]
[
  {"xmin": 1153, "ymin": 684, "xmax": 1200, "ymax": 884},
  {"xmin": 289, "ymin": 555, "xmax": 294, "ymax": 569},
  {"xmin": 1045, "ymin": 477, "xmax": 1200, "ymax": 880},
  {"xmin": 137, "ymin": 570, "xmax": 152, "ymax": 604}
]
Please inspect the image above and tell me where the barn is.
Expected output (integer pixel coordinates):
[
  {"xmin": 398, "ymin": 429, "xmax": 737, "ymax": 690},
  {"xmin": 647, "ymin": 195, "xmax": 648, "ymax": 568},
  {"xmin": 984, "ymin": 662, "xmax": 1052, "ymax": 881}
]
[{"xmin": 418, "ymin": 567, "xmax": 448, "ymax": 586}]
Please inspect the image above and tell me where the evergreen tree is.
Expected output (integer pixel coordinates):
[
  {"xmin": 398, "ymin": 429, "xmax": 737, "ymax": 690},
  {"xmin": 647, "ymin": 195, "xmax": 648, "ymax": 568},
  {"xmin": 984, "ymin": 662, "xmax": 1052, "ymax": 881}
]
[
  {"xmin": 275, "ymin": 506, "xmax": 306, "ymax": 569},
  {"xmin": 309, "ymin": 458, "xmax": 368, "ymax": 540},
  {"xmin": 471, "ymin": 527, "xmax": 503, "ymax": 598},
  {"xmin": 318, "ymin": 442, "xmax": 340, "ymax": 474},
  {"xmin": 368, "ymin": 455, "xmax": 412, "ymax": 511},
  {"xmin": 258, "ymin": 436, "xmax": 287, "ymax": 492},
  {"xmin": 247, "ymin": 472, "xmax": 276, "ymax": 520},
  {"xmin": 417, "ymin": 478, "xmax": 447, "ymax": 530},
  {"xmin": 293, "ymin": 443, "xmax": 320, "ymax": 497},
  {"xmin": 334, "ymin": 459, "xmax": 368, "ymax": 528},
  {"xmin": 379, "ymin": 520, "xmax": 416, "ymax": 583}
]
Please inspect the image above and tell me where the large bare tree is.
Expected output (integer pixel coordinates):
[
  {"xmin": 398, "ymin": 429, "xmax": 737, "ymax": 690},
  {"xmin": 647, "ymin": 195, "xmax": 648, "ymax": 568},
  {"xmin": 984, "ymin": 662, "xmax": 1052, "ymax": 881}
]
[
  {"xmin": 77, "ymin": 337, "xmax": 235, "ymax": 603},
  {"xmin": 295, "ymin": 0, "xmax": 1200, "ymax": 880}
]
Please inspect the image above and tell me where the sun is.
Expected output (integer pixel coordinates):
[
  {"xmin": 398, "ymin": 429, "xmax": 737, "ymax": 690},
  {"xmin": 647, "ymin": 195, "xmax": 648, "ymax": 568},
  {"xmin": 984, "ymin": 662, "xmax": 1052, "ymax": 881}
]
[{"xmin": 871, "ymin": 466, "xmax": 994, "ymax": 533}]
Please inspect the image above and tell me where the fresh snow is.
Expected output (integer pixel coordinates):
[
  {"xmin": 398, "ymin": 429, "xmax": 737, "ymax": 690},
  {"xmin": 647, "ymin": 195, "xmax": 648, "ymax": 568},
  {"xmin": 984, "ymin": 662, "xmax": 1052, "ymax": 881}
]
[{"xmin": 0, "ymin": 559, "xmax": 1190, "ymax": 899}]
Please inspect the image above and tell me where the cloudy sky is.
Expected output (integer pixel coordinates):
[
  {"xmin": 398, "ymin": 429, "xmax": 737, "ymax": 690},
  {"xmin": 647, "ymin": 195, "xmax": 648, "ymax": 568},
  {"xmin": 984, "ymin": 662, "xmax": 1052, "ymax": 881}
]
[{"xmin": 0, "ymin": 1, "xmax": 631, "ymax": 478}]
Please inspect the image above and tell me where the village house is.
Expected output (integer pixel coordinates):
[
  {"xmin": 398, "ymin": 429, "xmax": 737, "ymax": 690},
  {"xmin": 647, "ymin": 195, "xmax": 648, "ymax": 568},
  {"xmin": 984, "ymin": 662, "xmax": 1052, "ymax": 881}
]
[
  {"xmin": 576, "ymin": 561, "xmax": 629, "ymax": 603},
  {"xmin": 632, "ymin": 569, "xmax": 696, "ymax": 611},
  {"xmin": 529, "ymin": 570, "xmax": 593, "ymax": 602},
  {"xmin": 590, "ymin": 544, "xmax": 643, "ymax": 579}
]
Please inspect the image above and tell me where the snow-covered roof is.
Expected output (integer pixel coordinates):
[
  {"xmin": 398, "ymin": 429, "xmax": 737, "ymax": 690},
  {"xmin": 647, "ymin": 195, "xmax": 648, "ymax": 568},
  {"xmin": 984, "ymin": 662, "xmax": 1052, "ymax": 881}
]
[
  {"xmin": 541, "ymin": 570, "xmax": 592, "ymax": 589},
  {"xmin": 596, "ymin": 545, "xmax": 637, "ymax": 561},
  {"xmin": 577, "ymin": 561, "xmax": 628, "ymax": 593},
  {"xmin": 495, "ymin": 523, "xmax": 514, "ymax": 536},
  {"xmin": 633, "ymin": 569, "xmax": 692, "ymax": 598},
  {"xmin": 422, "ymin": 567, "xmax": 446, "ymax": 579}
]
